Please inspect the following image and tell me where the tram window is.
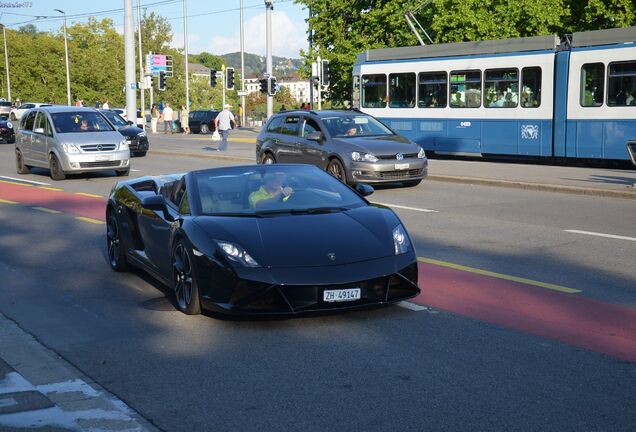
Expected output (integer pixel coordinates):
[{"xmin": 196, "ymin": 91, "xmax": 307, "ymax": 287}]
[
  {"xmin": 352, "ymin": 75, "xmax": 361, "ymax": 109},
  {"xmin": 607, "ymin": 61, "xmax": 636, "ymax": 107},
  {"xmin": 580, "ymin": 63, "xmax": 605, "ymax": 107},
  {"xmin": 521, "ymin": 67, "xmax": 541, "ymax": 108},
  {"xmin": 418, "ymin": 72, "xmax": 447, "ymax": 108},
  {"xmin": 362, "ymin": 74, "xmax": 387, "ymax": 108},
  {"xmin": 450, "ymin": 70, "xmax": 481, "ymax": 108},
  {"xmin": 389, "ymin": 73, "xmax": 416, "ymax": 108},
  {"xmin": 484, "ymin": 69, "xmax": 518, "ymax": 108}
]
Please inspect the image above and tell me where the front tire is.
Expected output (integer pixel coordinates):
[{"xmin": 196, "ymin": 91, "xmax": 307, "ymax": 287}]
[
  {"xmin": 15, "ymin": 149, "xmax": 31, "ymax": 174},
  {"xmin": 134, "ymin": 151, "xmax": 147, "ymax": 157},
  {"xmin": 200, "ymin": 123, "xmax": 210, "ymax": 134},
  {"xmin": 261, "ymin": 152, "xmax": 276, "ymax": 164},
  {"xmin": 106, "ymin": 209, "xmax": 128, "ymax": 272},
  {"xmin": 116, "ymin": 168, "xmax": 130, "ymax": 177},
  {"xmin": 327, "ymin": 158, "xmax": 347, "ymax": 184},
  {"xmin": 49, "ymin": 154, "xmax": 66, "ymax": 180},
  {"xmin": 172, "ymin": 239, "xmax": 201, "ymax": 315}
]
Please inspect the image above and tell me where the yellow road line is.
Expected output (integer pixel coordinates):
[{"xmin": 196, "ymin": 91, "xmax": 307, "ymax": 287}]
[
  {"xmin": 75, "ymin": 192, "xmax": 104, "ymax": 198},
  {"xmin": 0, "ymin": 180, "xmax": 33, "ymax": 187},
  {"xmin": 0, "ymin": 198, "xmax": 18, "ymax": 204},
  {"xmin": 38, "ymin": 186, "xmax": 64, "ymax": 192},
  {"xmin": 417, "ymin": 257, "xmax": 581, "ymax": 294},
  {"xmin": 33, "ymin": 207, "xmax": 61, "ymax": 214},
  {"xmin": 75, "ymin": 216, "xmax": 105, "ymax": 225}
]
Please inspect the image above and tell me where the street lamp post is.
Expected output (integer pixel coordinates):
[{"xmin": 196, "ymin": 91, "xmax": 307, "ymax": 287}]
[
  {"xmin": 54, "ymin": 9, "xmax": 71, "ymax": 106},
  {"xmin": 0, "ymin": 24, "xmax": 11, "ymax": 101}
]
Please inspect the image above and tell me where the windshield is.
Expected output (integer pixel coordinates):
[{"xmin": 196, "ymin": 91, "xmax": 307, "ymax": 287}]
[
  {"xmin": 322, "ymin": 114, "xmax": 393, "ymax": 138},
  {"xmin": 50, "ymin": 111, "xmax": 115, "ymax": 133},
  {"xmin": 194, "ymin": 165, "xmax": 366, "ymax": 216},
  {"xmin": 100, "ymin": 110, "xmax": 128, "ymax": 127}
]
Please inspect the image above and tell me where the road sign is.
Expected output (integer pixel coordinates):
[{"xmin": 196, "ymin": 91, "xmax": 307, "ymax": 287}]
[
  {"xmin": 146, "ymin": 53, "xmax": 173, "ymax": 78},
  {"xmin": 130, "ymin": 83, "xmax": 137, "ymax": 90},
  {"xmin": 237, "ymin": 90, "xmax": 248, "ymax": 96}
]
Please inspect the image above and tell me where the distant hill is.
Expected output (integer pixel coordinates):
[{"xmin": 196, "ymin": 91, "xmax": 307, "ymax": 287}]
[{"xmin": 220, "ymin": 52, "xmax": 303, "ymax": 79}]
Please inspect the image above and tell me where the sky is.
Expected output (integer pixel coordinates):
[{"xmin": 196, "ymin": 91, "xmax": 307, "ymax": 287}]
[{"xmin": 1, "ymin": 0, "xmax": 310, "ymax": 58}]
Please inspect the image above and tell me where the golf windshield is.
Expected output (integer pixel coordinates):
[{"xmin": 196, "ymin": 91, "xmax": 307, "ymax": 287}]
[
  {"xmin": 100, "ymin": 110, "xmax": 129, "ymax": 128},
  {"xmin": 51, "ymin": 112, "xmax": 115, "ymax": 133},
  {"xmin": 321, "ymin": 114, "xmax": 393, "ymax": 138},
  {"xmin": 194, "ymin": 165, "xmax": 367, "ymax": 216}
]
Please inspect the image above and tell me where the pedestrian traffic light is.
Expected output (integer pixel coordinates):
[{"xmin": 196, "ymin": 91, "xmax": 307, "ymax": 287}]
[
  {"xmin": 321, "ymin": 60, "xmax": 330, "ymax": 86},
  {"xmin": 259, "ymin": 78, "xmax": 268, "ymax": 93},
  {"xmin": 267, "ymin": 76, "xmax": 277, "ymax": 96},
  {"xmin": 226, "ymin": 67, "xmax": 235, "ymax": 90},
  {"xmin": 210, "ymin": 69, "xmax": 217, "ymax": 87},
  {"xmin": 158, "ymin": 71, "xmax": 166, "ymax": 91}
]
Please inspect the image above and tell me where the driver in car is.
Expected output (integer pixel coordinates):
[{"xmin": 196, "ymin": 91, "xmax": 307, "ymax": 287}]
[{"xmin": 249, "ymin": 172, "xmax": 293, "ymax": 208}]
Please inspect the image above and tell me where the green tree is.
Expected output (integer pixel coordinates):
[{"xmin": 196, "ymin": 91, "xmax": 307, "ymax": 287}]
[{"xmin": 567, "ymin": 0, "xmax": 635, "ymax": 31}]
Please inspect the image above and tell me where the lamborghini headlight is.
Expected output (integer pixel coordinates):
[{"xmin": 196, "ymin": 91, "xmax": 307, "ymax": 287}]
[
  {"xmin": 392, "ymin": 224, "xmax": 411, "ymax": 255},
  {"xmin": 216, "ymin": 241, "xmax": 259, "ymax": 267}
]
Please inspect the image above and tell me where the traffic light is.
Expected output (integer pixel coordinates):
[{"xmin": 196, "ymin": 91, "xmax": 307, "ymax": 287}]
[
  {"xmin": 259, "ymin": 78, "xmax": 268, "ymax": 93},
  {"xmin": 321, "ymin": 60, "xmax": 330, "ymax": 86},
  {"xmin": 226, "ymin": 67, "xmax": 235, "ymax": 90},
  {"xmin": 267, "ymin": 76, "xmax": 277, "ymax": 96},
  {"xmin": 210, "ymin": 69, "xmax": 217, "ymax": 87},
  {"xmin": 158, "ymin": 71, "xmax": 166, "ymax": 91}
]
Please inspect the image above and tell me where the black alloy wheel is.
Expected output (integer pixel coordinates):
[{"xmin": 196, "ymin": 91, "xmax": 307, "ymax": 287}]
[
  {"xmin": 15, "ymin": 149, "xmax": 30, "ymax": 174},
  {"xmin": 261, "ymin": 152, "xmax": 276, "ymax": 164},
  {"xmin": 49, "ymin": 154, "xmax": 66, "ymax": 180},
  {"xmin": 116, "ymin": 168, "xmax": 130, "ymax": 176},
  {"xmin": 200, "ymin": 123, "xmax": 210, "ymax": 134},
  {"xmin": 327, "ymin": 158, "xmax": 346, "ymax": 183},
  {"xmin": 106, "ymin": 210, "xmax": 128, "ymax": 272},
  {"xmin": 172, "ymin": 240, "xmax": 201, "ymax": 315}
]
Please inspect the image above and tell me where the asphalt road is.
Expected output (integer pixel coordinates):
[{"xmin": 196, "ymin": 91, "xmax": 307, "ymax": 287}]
[{"xmin": 0, "ymin": 137, "xmax": 635, "ymax": 431}]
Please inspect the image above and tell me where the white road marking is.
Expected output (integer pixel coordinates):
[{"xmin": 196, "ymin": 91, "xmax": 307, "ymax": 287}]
[
  {"xmin": 130, "ymin": 169, "xmax": 142, "ymax": 172},
  {"xmin": 374, "ymin": 202, "xmax": 439, "ymax": 213},
  {"xmin": 398, "ymin": 301, "xmax": 429, "ymax": 311},
  {"xmin": 0, "ymin": 176, "xmax": 50, "ymax": 186},
  {"xmin": 565, "ymin": 229, "xmax": 636, "ymax": 242}
]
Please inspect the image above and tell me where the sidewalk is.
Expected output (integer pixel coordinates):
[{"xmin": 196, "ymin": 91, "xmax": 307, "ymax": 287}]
[{"xmin": 147, "ymin": 130, "xmax": 636, "ymax": 200}]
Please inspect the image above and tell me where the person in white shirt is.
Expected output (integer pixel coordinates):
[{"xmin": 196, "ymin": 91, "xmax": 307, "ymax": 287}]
[
  {"xmin": 214, "ymin": 103, "xmax": 236, "ymax": 151},
  {"xmin": 162, "ymin": 103, "xmax": 174, "ymax": 134},
  {"xmin": 102, "ymin": 100, "xmax": 110, "ymax": 109}
]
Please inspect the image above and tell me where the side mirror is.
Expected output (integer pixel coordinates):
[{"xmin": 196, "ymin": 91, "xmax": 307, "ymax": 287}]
[
  {"xmin": 127, "ymin": 120, "xmax": 134, "ymax": 126},
  {"xmin": 306, "ymin": 131, "xmax": 322, "ymax": 142},
  {"xmin": 141, "ymin": 194, "xmax": 167, "ymax": 211},
  {"xmin": 33, "ymin": 127, "xmax": 45, "ymax": 134},
  {"xmin": 355, "ymin": 183, "xmax": 374, "ymax": 197}
]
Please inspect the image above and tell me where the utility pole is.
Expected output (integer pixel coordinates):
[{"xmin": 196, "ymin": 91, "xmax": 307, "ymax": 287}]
[
  {"xmin": 265, "ymin": 0, "xmax": 273, "ymax": 119},
  {"xmin": 307, "ymin": 6, "xmax": 313, "ymax": 110},
  {"xmin": 222, "ymin": 64, "xmax": 226, "ymax": 108},
  {"xmin": 240, "ymin": 0, "xmax": 246, "ymax": 127},
  {"xmin": 124, "ymin": 0, "xmax": 137, "ymax": 122},
  {"xmin": 136, "ymin": 0, "xmax": 145, "ymax": 117},
  {"xmin": 183, "ymin": 0, "xmax": 190, "ymax": 109},
  {"xmin": 1, "ymin": 25, "xmax": 10, "ymax": 101},
  {"xmin": 317, "ymin": 55, "xmax": 322, "ymax": 110},
  {"xmin": 54, "ymin": 9, "xmax": 71, "ymax": 106}
]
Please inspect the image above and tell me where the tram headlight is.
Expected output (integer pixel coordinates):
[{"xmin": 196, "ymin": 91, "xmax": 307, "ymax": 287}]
[{"xmin": 351, "ymin": 151, "xmax": 378, "ymax": 163}]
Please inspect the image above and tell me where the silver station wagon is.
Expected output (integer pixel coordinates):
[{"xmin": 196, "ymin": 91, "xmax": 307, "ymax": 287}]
[{"xmin": 14, "ymin": 106, "xmax": 130, "ymax": 180}]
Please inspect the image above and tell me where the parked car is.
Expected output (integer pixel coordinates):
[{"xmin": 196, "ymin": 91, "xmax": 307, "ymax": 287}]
[
  {"xmin": 187, "ymin": 110, "xmax": 219, "ymax": 134},
  {"xmin": 99, "ymin": 109, "xmax": 149, "ymax": 157},
  {"xmin": 106, "ymin": 164, "xmax": 420, "ymax": 315},
  {"xmin": 11, "ymin": 103, "xmax": 52, "ymax": 121},
  {"xmin": 0, "ymin": 101, "xmax": 12, "ymax": 117},
  {"xmin": 256, "ymin": 110, "xmax": 428, "ymax": 187},
  {"xmin": 14, "ymin": 106, "xmax": 130, "ymax": 180},
  {"xmin": 0, "ymin": 115, "xmax": 15, "ymax": 144}
]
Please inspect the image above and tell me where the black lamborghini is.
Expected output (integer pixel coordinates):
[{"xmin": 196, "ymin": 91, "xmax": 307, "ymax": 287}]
[{"xmin": 106, "ymin": 164, "xmax": 420, "ymax": 315}]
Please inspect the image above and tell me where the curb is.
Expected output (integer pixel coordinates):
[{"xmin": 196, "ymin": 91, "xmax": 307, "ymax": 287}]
[{"xmin": 148, "ymin": 150, "xmax": 636, "ymax": 200}]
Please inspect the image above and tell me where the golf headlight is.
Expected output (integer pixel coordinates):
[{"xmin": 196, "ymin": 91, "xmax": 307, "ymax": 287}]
[
  {"xmin": 418, "ymin": 147, "xmax": 426, "ymax": 159},
  {"xmin": 119, "ymin": 139, "xmax": 129, "ymax": 149},
  {"xmin": 351, "ymin": 151, "xmax": 379, "ymax": 163},
  {"xmin": 61, "ymin": 143, "xmax": 80, "ymax": 153},
  {"xmin": 6, "ymin": 121, "xmax": 12, "ymax": 129},
  {"xmin": 217, "ymin": 241, "xmax": 259, "ymax": 267},
  {"xmin": 392, "ymin": 224, "xmax": 411, "ymax": 255}
]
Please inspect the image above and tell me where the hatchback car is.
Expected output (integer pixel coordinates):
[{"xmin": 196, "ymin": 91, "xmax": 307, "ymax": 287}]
[
  {"xmin": 99, "ymin": 109, "xmax": 149, "ymax": 157},
  {"xmin": 256, "ymin": 110, "xmax": 428, "ymax": 186},
  {"xmin": 15, "ymin": 106, "xmax": 130, "ymax": 180},
  {"xmin": 11, "ymin": 102, "xmax": 52, "ymax": 121},
  {"xmin": 187, "ymin": 110, "xmax": 220, "ymax": 134},
  {"xmin": 0, "ymin": 115, "xmax": 15, "ymax": 144}
]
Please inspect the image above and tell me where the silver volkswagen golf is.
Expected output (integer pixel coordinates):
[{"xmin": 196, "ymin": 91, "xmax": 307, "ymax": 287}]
[{"xmin": 14, "ymin": 106, "xmax": 130, "ymax": 180}]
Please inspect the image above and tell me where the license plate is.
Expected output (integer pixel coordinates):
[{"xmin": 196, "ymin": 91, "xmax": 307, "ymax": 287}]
[
  {"xmin": 323, "ymin": 288, "xmax": 361, "ymax": 302},
  {"xmin": 395, "ymin": 163, "xmax": 409, "ymax": 170},
  {"xmin": 95, "ymin": 155, "xmax": 112, "ymax": 162}
]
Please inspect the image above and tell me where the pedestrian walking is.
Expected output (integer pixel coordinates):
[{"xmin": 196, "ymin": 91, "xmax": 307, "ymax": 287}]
[
  {"xmin": 151, "ymin": 104, "xmax": 159, "ymax": 134},
  {"xmin": 162, "ymin": 103, "xmax": 174, "ymax": 134},
  {"xmin": 75, "ymin": 98, "xmax": 82, "ymax": 107},
  {"xmin": 236, "ymin": 104, "xmax": 243, "ymax": 128},
  {"xmin": 214, "ymin": 103, "xmax": 236, "ymax": 152},
  {"xmin": 95, "ymin": 100, "xmax": 100, "ymax": 108},
  {"xmin": 179, "ymin": 105, "xmax": 190, "ymax": 135},
  {"xmin": 279, "ymin": 104, "xmax": 286, "ymax": 112},
  {"xmin": 102, "ymin": 100, "xmax": 110, "ymax": 109}
]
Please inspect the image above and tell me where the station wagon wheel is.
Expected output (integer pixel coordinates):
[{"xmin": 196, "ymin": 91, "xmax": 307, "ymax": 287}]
[
  {"xmin": 49, "ymin": 154, "xmax": 66, "ymax": 181},
  {"xmin": 200, "ymin": 124, "xmax": 210, "ymax": 134},
  {"xmin": 327, "ymin": 158, "xmax": 346, "ymax": 183},
  {"xmin": 261, "ymin": 152, "xmax": 276, "ymax": 164},
  {"xmin": 15, "ymin": 149, "xmax": 30, "ymax": 174},
  {"xmin": 106, "ymin": 210, "xmax": 128, "ymax": 272},
  {"xmin": 172, "ymin": 240, "xmax": 201, "ymax": 315}
]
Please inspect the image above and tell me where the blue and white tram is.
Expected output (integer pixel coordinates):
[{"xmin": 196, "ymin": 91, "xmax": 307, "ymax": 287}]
[{"xmin": 352, "ymin": 26, "xmax": 636, "ymax": 162}]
